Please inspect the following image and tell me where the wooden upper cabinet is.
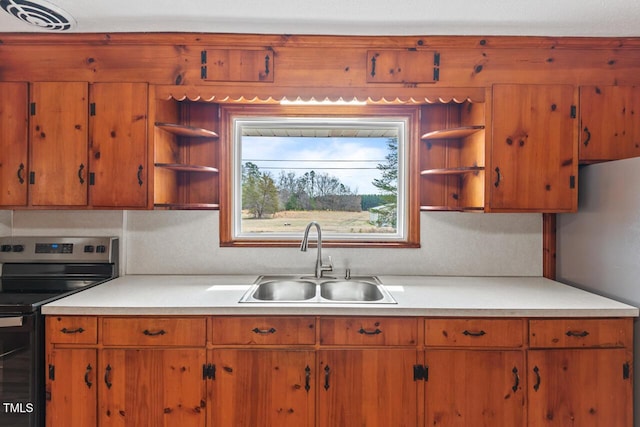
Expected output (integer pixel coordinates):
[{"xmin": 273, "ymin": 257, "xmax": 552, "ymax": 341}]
[
  {"xmin": 579, "ymin": 86, "xmax": 640, "ymax": 162},
  {"xmin": 0, "ymin": 82, "xmax": 28, "ymax": 206},
  {"xmin": 490, "ymin": 84, "xmax": 578, "ymax": 212},
  {"xmin": 89, "ymin": 82, "xmax": 148, "ymax": 208},
  {"xmin": 29, "ymin": 82, "xmax": 89, "ymax": 206},
  {"xmin": 201, "ymin": 49, "xmax": 274, "ymax": 82},
  {"xmin": 366, "ymin": 50, "xmax": 439, "ymax": 83}
]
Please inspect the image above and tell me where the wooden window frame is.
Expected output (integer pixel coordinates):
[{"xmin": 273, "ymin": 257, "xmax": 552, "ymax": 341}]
[{"xmin": 219, "ymin": 104, "xmax": 421, "ymax": 248}]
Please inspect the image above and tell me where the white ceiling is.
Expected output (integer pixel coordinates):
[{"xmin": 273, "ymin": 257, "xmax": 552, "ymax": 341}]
[{"xmin": 1, "ymin": 0, "xmax": 639, "ymax": 37}]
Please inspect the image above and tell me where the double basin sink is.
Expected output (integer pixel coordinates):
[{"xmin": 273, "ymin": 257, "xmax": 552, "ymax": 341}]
[{"xmin": 239, "ymin": 275, "xmax": 396, "ymax": 304}]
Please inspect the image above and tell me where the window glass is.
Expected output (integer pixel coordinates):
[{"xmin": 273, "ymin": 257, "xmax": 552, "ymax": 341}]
[{"xmin": 232, "ymin": 116, "xmax": 408, "ymax": 242}]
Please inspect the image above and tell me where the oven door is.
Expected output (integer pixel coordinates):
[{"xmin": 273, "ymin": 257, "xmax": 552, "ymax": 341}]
[{"xmin": 0, "ymin": 313, "xmax": 42, "ymax": 427}]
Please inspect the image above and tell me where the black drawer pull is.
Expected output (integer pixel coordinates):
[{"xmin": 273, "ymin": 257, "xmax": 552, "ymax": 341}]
[
  {"xmin": 61, "ymin": 327, "xmax": 85, "ymax": 334},
  {"xmin": 462, "ymin": 330, "xmax": 486, "ymax": 337},
  {"xmin": 143, "ymin": 329, "xmax": 166, "ymax": 336},
  {"xmin": 566, "ymin": 330, "xmax": 589, "ymax": 338},
  {"xmin": 358, "ymin": 327, "xmax": 382, "ymax": 335},
  {"xmin": 252, "ymin": 327, "xmax": 277, "ymax": 335}
]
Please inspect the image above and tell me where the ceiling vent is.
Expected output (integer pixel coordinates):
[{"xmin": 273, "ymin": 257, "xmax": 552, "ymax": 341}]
[{"xmin": 0, "ymin": 0, "xmax": 76, "ymax": 31}]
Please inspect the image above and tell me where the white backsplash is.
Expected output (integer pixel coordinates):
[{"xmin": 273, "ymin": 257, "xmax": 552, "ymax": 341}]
[{"xmin": 1, "ymin": 210, "xmax": 542, "ymax": 277}]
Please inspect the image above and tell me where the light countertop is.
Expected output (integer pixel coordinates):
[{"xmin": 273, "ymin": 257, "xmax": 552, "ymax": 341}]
[{"xmin": 41, "ymin": 275, "xmax": 639, "ymax": 317}]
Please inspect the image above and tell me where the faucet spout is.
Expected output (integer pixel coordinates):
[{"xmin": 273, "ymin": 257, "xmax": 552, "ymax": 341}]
[{"xmin": 300, "ymin": 221, "xmax": 333, "ymax": 278}]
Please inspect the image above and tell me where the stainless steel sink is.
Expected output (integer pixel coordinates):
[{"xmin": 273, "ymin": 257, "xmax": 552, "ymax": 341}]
[
  {"xmin": 320, "ymin": 280, "xmax": 384, "ymax": 302},
  {"xmin": 239, "ymin": 275, "xmax": 396, "ymax": 304},
  {"xmin": 250, "ymin": 278, "xmax": 316, "ymax": 301}
]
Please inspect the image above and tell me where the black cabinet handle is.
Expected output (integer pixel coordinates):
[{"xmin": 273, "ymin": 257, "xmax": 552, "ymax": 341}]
[
  {"xmin": 533, "ymin": 366, "xmax": 541, "ymax": 391},
  {"xmin": 264, "ymin": 54, "xmax": 271, "ymax": 76},
  {"xmin": 566, "ymin": 330, "xmax": 590, "ymax": 338},
  {"xmin": 143, "ymin": 329, "xmax": 166, "ymax": 336},
  {"xmin": 17, "ymin": 163, "xmax": 25, "ymax": 184},
  {"xmin": 358, "ymin": 327, "xmax": 382, "ymax": 335},
  {"xmin": 305, "ymin": 365, "xmax": 311, "ymax": 392},
  {"xmin": 252, "ymin": 327, "xmax": 276, "ymax": 335},
  {"xmin": 511, "ymin": 367, "xmax": 519, "ymax": 392},
  {"xmin": 324, "ymin": 365, "xmax": 331, "ymax": 390},
  {"xmin": 60, "ymin": 327, "xmax": 85, "ymax": 334},
  {"xmin": 78, "ymin": 163, "xmax": 85, "ymax": 184},
  {"xmin": 84, "ymin": 364, "xmax": 93, "ymax": 389},
  {"xmin": 137, "ymin": 165, "xmax": 144, "ymax": 186},
  {"xmin": 494, "ymin": 167, "xmax": 501, "ymax": 188},
  {"xmin": 462, "ymin": 329, "xmax": 486, "ymax": 337},
  {"xmin": 104, "ymin": 364, "xmax": 112, "ymax": 389},
  {"xmin": 370, "ymin": 56, "xmax": 377, "ymax": 77},
  {"xmin": 583, "ymin": 126, "xmax": 591, "ymax": 147}
]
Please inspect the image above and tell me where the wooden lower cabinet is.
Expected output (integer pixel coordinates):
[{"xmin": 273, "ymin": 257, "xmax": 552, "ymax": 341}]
[
  {"xmin": 528, "ymin": 349, "xmax": 633, "ymax": 427},
  {"xmin": 45, "ymin": 315, "xmax": 634, "ymax": 427},
  {"xmin": 317, "ymin": 349, "xmax": 419, "ymax": 427},
  {"xmin": 425, "ymin": 350, "xmax": 525, "ymax": 426},
  {"xmin": 99, "ymin": 348, "xmax": 206, "ymax": 427},
  {"xmin": 46, "ymin": 349, "xmax": 97, "ymax": 427},
  {"xmin": 208, "ymin": 349, "xmax": 315, "ymax": 427}
]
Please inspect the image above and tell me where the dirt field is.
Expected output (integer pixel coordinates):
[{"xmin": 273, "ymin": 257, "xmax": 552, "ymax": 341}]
[{"xmin": 241, "ymin": 210, "xmax": 394, "ymax": 234}]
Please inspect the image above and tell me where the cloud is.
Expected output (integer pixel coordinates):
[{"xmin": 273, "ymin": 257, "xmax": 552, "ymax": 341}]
[{"xmin": 242, "ymin": 136, "xmax": 390, "ymax": 194}]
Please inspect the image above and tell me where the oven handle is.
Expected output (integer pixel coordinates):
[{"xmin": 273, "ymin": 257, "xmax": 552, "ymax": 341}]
[{"xmin": 0, "ymin": 316, "xmax": 24, "ymax": 328}]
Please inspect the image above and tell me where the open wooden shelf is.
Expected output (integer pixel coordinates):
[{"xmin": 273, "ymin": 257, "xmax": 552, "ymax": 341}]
[
  {"xmin": 154, "ymin": 203, "xmax": 220, "ymax": 210},
  {"xmin": 155, "ymin": 122, "xmax": 219, "ymax": 138},
  {"xmin": 420, "ymin": 205, "xmax": 484, "ymax": 212},
  {"xmin": 420, "ymin": 166, "xmax": 484, "ymax": 176},
  {"xmin": 154, "ymin": 163, "xmax": 219, "ymax": 173},
  {"xmin": 421, "ymin": 125, "xmax": 485, "ymax": 140}
]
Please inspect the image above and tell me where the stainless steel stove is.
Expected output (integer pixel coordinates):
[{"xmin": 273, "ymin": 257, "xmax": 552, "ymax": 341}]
[{"xmin": 0, "ymin": 236, "xmax": 118, "ymax": 427}]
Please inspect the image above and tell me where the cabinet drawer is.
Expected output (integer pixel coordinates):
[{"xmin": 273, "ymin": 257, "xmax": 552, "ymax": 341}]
[
  {"xmin": 211, "ymin": 317, "xmax": 315, "ymax": 345},
  {"xmin": 529, "ymin": 318, "xmax": 632, "ymax": 348},
  {"xmin": 47, "ymin": 316, "xmax": 98, "ymax": 344},
  {"xmin": 102, "ymin": 317, "xmax": 206, "ymax": 346},
  {"xmin": 320, "ymin": 317, "xmax": 418, "ymax": 346},
  {"xmin": 425, "ymin": 319, "xmax": 525, "ymax": 347}
]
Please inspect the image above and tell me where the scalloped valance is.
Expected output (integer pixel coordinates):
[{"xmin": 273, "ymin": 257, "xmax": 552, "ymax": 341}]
[{"xmin": 154, "ymin": 85, "xmax": 486, "ymax": 105}]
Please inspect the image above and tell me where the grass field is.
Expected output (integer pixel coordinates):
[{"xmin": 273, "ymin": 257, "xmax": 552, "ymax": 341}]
[{"xmin": 241, "ymin": 210, "xmax": 395, "ymax": 234}]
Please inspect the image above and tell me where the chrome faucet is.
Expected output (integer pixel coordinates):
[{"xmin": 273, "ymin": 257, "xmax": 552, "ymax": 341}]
[{"xmin": 300, "ymin": 221, "xmax": 333, "ymax": 278}]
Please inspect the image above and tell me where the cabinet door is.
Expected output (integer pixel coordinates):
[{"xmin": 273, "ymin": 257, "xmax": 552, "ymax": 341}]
[
  {"xmin": 89, "ymin": 82, "xmax": 148, "ymax": 207},
  {"xmin": 425, "ymin": 350, "xmax": 525, "ymax": 427},
  {"xmin": 491, "ymin": 84, "xmax": 578, "ymax": 211},
  {"xmin": 46, "ymin": 349, "xmax": 97, "ymax": 427},
  {"xmin": 100, "ymin": 349, "xmax": 206, "ymax": 427},
  {"xmin": 318, "ymin": 349, "xmax": 419, "ymax": 427},
  {"xmin": 202, "ymin": 49, "xmax": 274, "ymax": 82},
  {"xmin": 579, "ymin": 85, "xmax": 640, "ymax": 162},
  {"xmin": 208, "ymin": 349, "xmax": 314, "ymax": 427},
  {"xmin": 0, "ymin": 82, "xmax": 28, "ymax": 206},
  {"xmin": 528, "ymin": 349, "xmax": 633, "ymax": 427},
  {"xmin": 30, "ymin": 82, "xmax": 88, "ymax": 206},
  {"xmin": 366, "ymin": 50, "xmax": 439, "ymax": 83}
]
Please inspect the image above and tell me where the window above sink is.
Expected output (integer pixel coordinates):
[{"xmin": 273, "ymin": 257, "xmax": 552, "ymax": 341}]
[{"xmin": 219, "ymin": 104, "xmax": 421, "ymax": 248}]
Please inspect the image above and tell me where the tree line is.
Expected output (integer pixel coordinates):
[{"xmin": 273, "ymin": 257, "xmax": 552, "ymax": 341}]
[{"xmin": 242, "ymin": 137, "xmax": 398, "ymax": 223}]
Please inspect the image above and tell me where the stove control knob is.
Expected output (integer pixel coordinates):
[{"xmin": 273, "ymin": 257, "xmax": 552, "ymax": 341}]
[
  {"xmin": 96, "ymin": 245, "xmax": 107, "ymax": 253},
  {"xmin": 1, "ymin": 244, "xmax": 12, "ymax": 252},
  {"xmin": 12, "ymin": 245, "xmax": 24, "ymax": 252},
  {"xmin": 84, "ymin": 245, "xmax": 95, "ymax": 253}
]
